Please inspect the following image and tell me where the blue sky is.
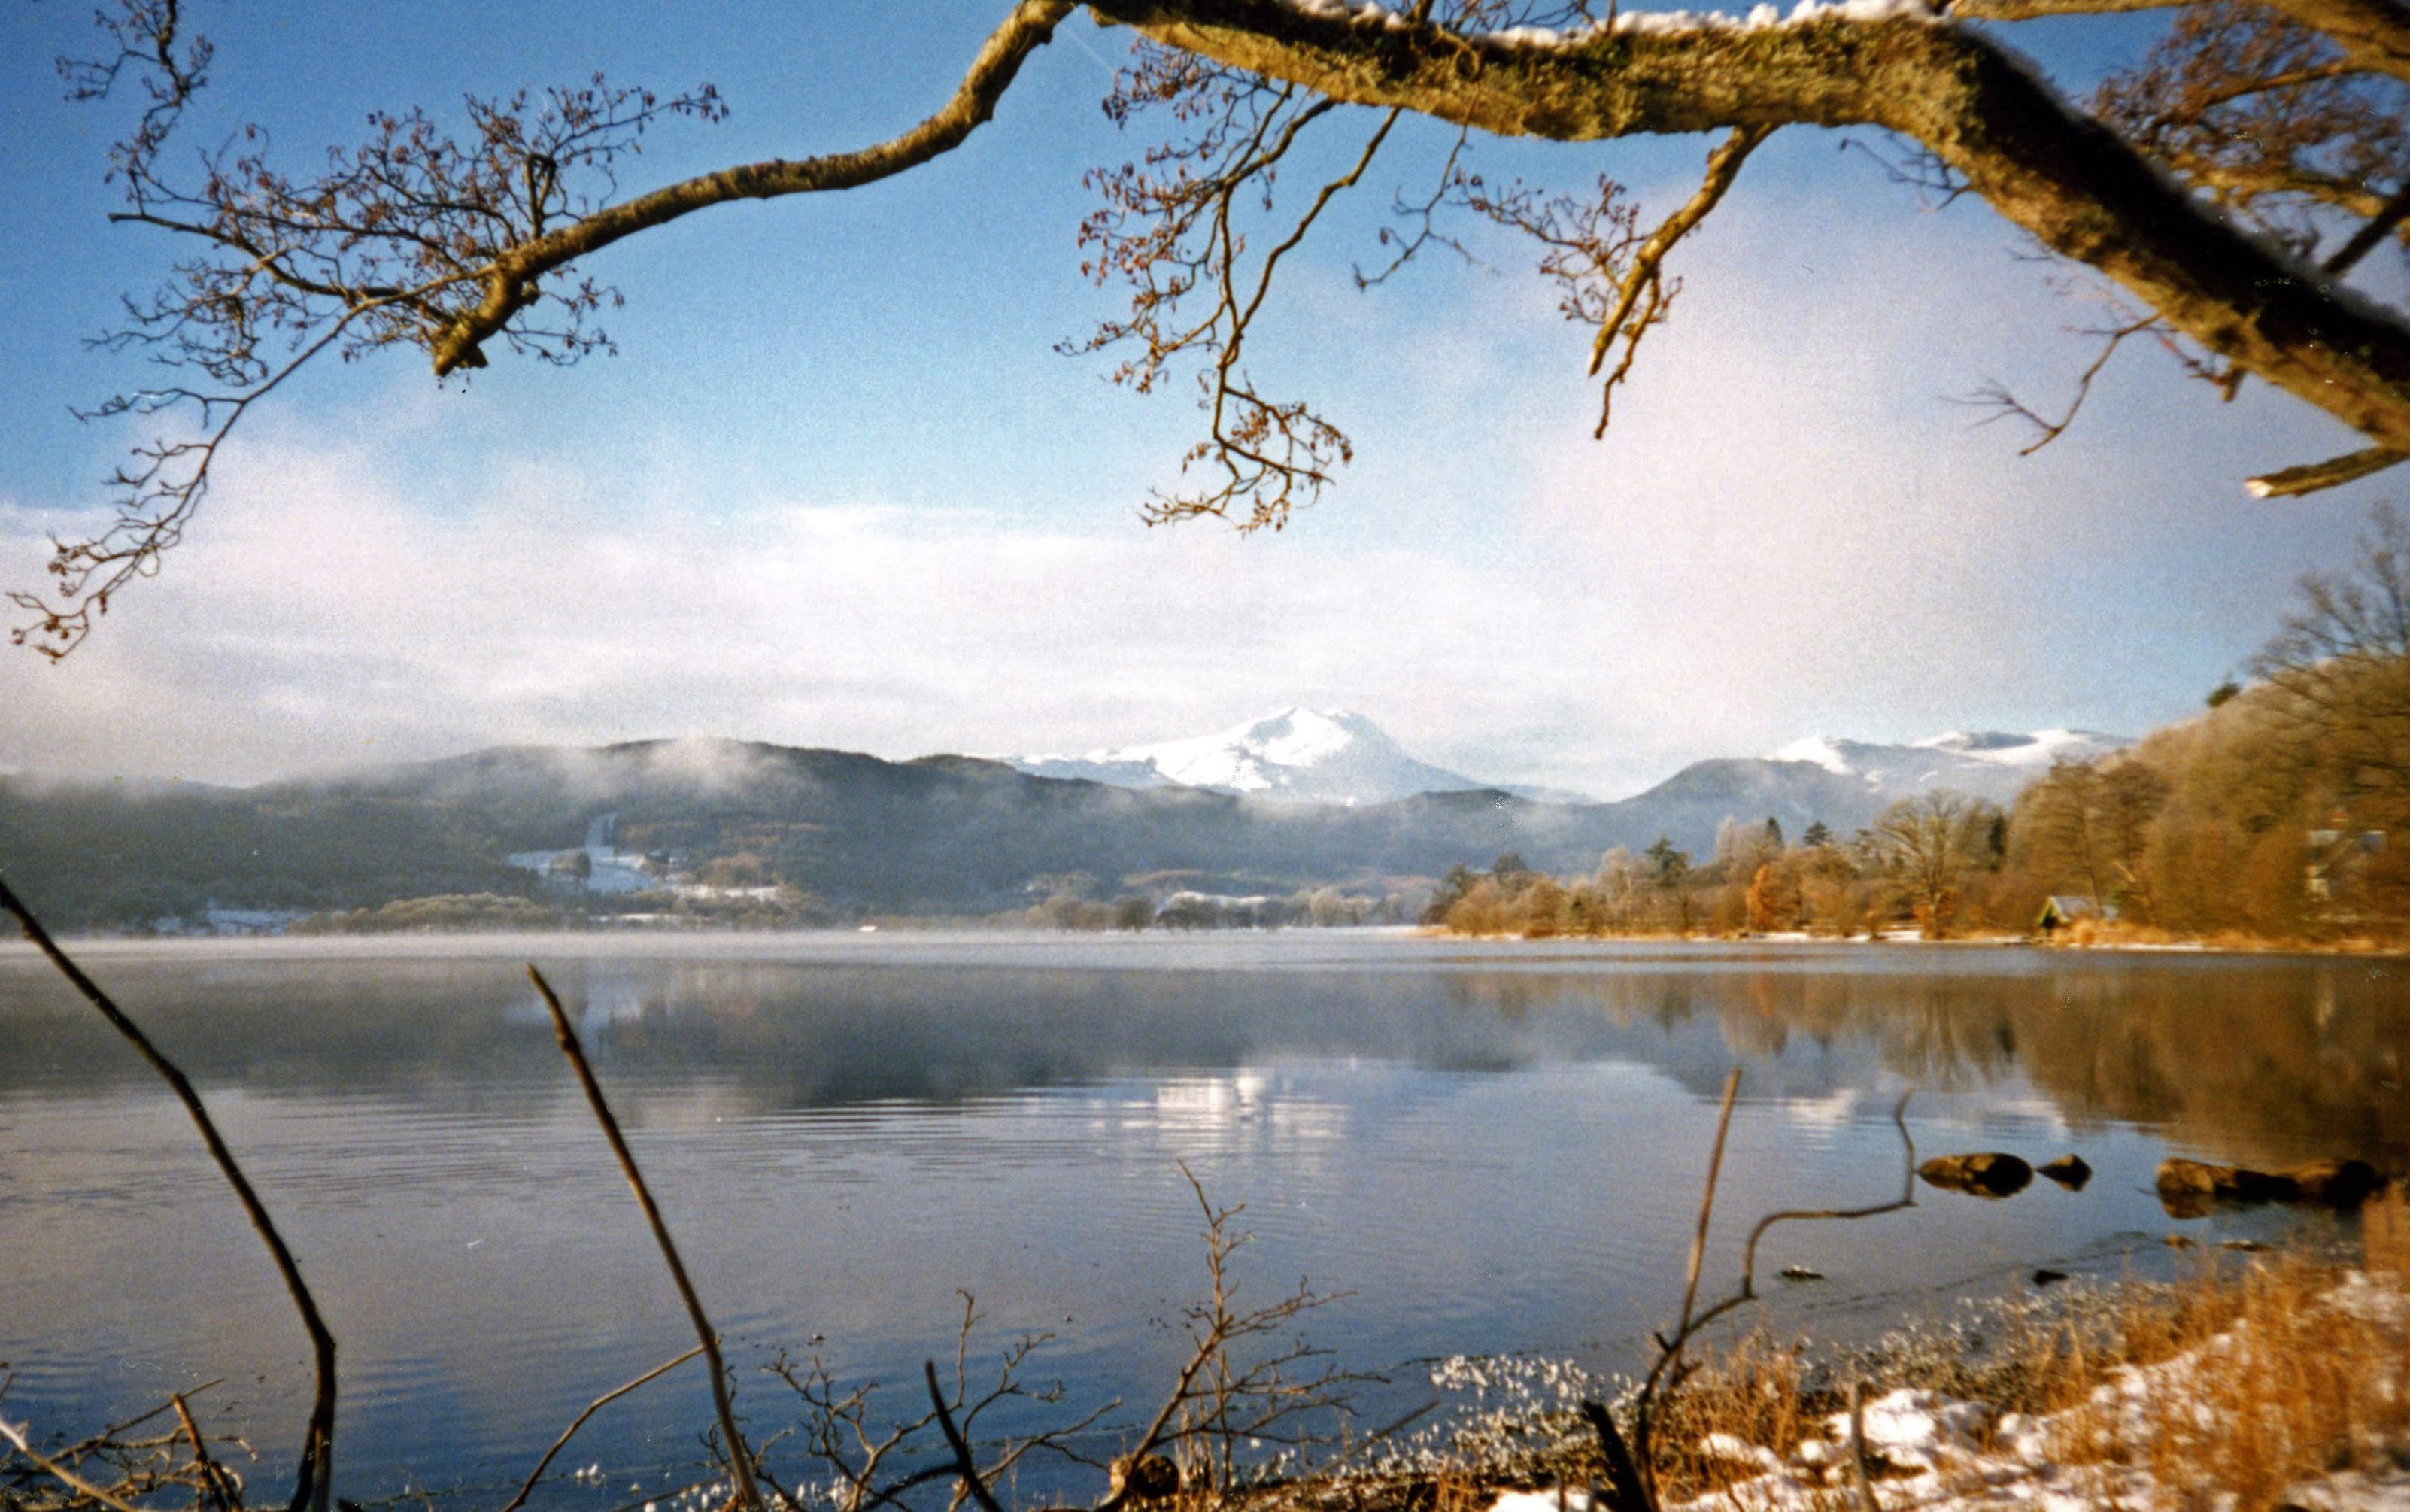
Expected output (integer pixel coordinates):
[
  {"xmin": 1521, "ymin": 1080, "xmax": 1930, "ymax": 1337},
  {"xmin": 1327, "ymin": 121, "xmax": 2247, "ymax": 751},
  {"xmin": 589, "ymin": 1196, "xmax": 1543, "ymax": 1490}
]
[{"xmin": 0, "ymin": 2, "xmax": 2393, "ymax": 797}]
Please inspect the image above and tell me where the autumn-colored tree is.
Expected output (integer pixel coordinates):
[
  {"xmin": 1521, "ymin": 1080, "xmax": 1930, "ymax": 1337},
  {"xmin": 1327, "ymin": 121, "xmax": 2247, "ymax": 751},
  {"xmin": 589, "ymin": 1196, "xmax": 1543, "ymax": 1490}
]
[
  {"xmin": 2010, "ymin": 759, "xmax": 2170, "ymax": 915},
  {"xmin": 1743, "ymin": 861, "xmax": 1800, "ymax": 933}
]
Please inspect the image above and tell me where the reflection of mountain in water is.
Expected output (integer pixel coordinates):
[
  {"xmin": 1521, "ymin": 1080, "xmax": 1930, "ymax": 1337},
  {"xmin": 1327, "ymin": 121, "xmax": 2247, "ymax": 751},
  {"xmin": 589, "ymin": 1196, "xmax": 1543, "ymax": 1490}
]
[{"xmin": 2, "ymin": 946, "xmax": 2399, "ymax": 1170}]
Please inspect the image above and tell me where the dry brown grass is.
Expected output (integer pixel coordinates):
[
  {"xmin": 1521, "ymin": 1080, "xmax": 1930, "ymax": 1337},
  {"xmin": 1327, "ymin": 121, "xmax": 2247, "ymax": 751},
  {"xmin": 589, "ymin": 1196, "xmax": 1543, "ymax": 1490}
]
[
  {"xmin": 1628, "ymin": 1198, "xmax": 2410, "ymax": 1510},
  {"xmin": 2368, "ymin": 1183, "xmax": 2410, "ymax": 1276},
  {"xmin": 1648, "ymin": 1334, "xmax": 1818, "ymax": 1501},
  {"xmin": 2039, "ymin": 1241, "xmax": 2410, "ymax": 1510},
  {"xmin": 2051, "ymin": 917, "xmax": 2410, "ymax": 953},
  {"xmin": 1305, "ymin": 1206, "xmax": 2410, "ymax": 1512}
]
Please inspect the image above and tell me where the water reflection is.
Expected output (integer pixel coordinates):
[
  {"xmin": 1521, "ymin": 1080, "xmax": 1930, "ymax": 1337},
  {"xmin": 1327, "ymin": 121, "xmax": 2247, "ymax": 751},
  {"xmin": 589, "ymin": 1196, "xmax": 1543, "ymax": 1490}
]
[
  {"xmin": 1437, "ymin": 954, "xmax": 2408, "ymax": 1167},
  {"xmin": 5, "ymin": 946, "xmax": 2402, "ymax": 1172},
  {"xmin": 0, "ymin": 937, "xmax": 2400, "ymax": 1507}
]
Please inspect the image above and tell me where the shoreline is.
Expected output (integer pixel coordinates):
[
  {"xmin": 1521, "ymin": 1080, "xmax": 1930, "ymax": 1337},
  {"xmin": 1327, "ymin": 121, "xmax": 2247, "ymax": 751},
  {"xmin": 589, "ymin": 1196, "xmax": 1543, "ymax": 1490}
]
[
  {"xmin": 1423, "ymin": 924, "xmax": 2410, "ymax": 959},
  {"xmin": 6, "ymin": 921, "xmax": 2407, "ymax": 961}
]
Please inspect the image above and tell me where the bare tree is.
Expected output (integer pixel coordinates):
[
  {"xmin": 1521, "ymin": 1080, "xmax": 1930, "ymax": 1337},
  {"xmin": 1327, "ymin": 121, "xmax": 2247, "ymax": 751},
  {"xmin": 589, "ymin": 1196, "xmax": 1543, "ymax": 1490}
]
[
  {"xmin": 1868, "ymin": 790, "xmax": 2002, "ymax": 937},
  {"xmin": 2248, "ymin": 500, "xmax": 2410, "ymax": 832},
  {"xmin": 2011, "ymin": 758, "xmax": 2170, "ymax": 915},
  {"xmin": 26, "ymin": 0, "xmax": 2410, "ymax": 651}
]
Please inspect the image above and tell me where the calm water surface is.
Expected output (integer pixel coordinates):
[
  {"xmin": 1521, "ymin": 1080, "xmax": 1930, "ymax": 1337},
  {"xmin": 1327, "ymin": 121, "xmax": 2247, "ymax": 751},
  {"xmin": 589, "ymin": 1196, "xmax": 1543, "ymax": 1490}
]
[{"xmin": 1, "ymin": 934, "xmax": 2402, "ymax": 1505}]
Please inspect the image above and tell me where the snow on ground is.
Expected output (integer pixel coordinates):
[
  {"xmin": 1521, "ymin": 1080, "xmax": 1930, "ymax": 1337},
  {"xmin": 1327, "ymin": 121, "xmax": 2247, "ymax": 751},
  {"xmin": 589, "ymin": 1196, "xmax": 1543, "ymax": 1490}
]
[{"xmin": 1489, "ymin": 1272, "xmax": 2410, "ymax": 1512}]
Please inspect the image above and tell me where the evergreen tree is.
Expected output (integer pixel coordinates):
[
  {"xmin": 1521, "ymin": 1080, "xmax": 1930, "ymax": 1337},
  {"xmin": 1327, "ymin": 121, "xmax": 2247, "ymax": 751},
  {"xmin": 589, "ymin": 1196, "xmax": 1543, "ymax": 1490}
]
[{"xmin": 1644, "ymin": 836, "xmax": 1691, "ymax": 888}]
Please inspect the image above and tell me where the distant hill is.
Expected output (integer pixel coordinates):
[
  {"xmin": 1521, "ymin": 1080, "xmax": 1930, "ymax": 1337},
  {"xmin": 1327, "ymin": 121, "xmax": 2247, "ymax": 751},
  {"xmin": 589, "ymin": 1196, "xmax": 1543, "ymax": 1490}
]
[{"xmin": 0, "ymin": 727, "xmax": 2123, "ymax": 928}]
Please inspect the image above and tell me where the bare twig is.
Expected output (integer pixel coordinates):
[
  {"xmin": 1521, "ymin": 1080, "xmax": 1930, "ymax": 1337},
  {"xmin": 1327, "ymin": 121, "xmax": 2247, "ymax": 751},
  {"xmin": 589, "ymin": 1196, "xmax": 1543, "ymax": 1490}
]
[
  {"xmin": 1093, "ymin": 1162, "xmax": 1359, "ymax": 1510},
  {"xmin": 53, "ymin": 1388, "xmax": 219, "ymax": 1464},
  {"xmin": 1356, "ymin": 126, "xmax": 1476, "ymax": 289},
  {"xmin": 1585, "ymin": 126, "xmax": 1769, "ymax": 392},
  {"xmin": 0, "ymin": 1419, "xmax": 153, "ymax": 1512},
  {"xmin": 1461, "ymin": 124, "xmax": 1769, "ymax": 442},
  {"xmin": 11, "ymin": 286, "xmax": 450, "ymax": 659},
  {"xmin": 1962, "ymin": 315, "xmax": 2159, "ymax": 455},
  {"xmin": 1582, "ymin": 1085, "xmax": 1920, "ymax": 1508},
  {"xmin": 1626, "ymin": 1068, "xmax": 1741, "ymax": 1504},
  {"xmin": 2324, "ymin": 177, "xmax": 2410, "ymax": 275},
  {"xmin": 170, "ymin": 1393, "xmax": 240, "ymax": 1512},
  {"xmin": 921, "ymin": 1363, "xmax": 1006, "ymax": 1512},
  {"xmin": 1574, "ymin": 1401, "xmax": 1651, "ymax": 1512},
  {"xmin": 1846, "ymin": 1380, "xmax": 1878, "ymax": 1512},
  {"xmin": 498, "ymin": 1346, "xmax": 707, "ymax": 1512},
  {"xmin": 526, "ymin": 965, "xmax": 762, "ymax": 1512},
  {"xmin": 1671, "ymin": 1068, "xmax": 1742, "ymax": 1347},
  {"xmin": 0, "ymin": 873, "xmax": 337, "ymax": 1512},
  {"xmin": 1735, "ymin": 1091, "xmax": 1918, "ymax": 1284}
]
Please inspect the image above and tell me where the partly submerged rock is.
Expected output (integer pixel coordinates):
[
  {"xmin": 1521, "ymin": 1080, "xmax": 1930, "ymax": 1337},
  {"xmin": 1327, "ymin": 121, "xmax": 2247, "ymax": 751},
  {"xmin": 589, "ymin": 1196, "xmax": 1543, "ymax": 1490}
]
[
  {"xmin": 2157, "ymin": 1158, "xmax": 2287, "ymax": 1217},
  {"xmin": 2284, "ymin": 1158, "xmax": 2381, "ymax": 1208},
  {"xmin": 2031, "ymin": 1268, "xmax": 2070, "ymax": 1286},
  {"xmin": 1918, "ymin": 1152, "xmax": 2033, "ymax": 1198},
  {"xmin": 1779, "ymin": 1265, "xmax": 1826, "ymax": 1281},
  {"xmin": 2155, "ymin": 1157, "xmax": 2381, "ymax": 1217},
  {"xmin": 2037, "ymin": 1155, "xmax": 2093, "ymax": 1191},
  {"xmin": 1108, "ymin": 1454, "xmax": 1180, "ymax": 1503}
]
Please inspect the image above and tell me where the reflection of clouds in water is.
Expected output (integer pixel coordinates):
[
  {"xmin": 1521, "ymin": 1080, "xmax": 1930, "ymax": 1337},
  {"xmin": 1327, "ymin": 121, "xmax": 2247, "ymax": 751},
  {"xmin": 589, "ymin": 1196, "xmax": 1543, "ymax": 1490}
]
[
  {"xmin": 1914, "ymin": 1093, "xmax": 2073, "ymax": 1140},
  {"xmin": 498, "ymin": 973, "xmax": 657, "ymax": 1033},
  {"xmin": 581, "ymin": 975, "xmax": 662, "ymax": 1028},
  {"xmin": 1118, "ymin": 1071, "xmax": 1349, "ymax": 1156},
  {"xmin": 1780, "ymin": 1089, "xmax": 1861, "ymax": 1129}
]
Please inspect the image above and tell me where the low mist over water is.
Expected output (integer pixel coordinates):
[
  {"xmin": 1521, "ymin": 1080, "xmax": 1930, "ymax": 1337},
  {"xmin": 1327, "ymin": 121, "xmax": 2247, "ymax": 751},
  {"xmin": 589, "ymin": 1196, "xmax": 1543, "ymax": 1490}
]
[{"xmin": 2, "ymin": 935, "xmax": 2400, "ymax": 1505}]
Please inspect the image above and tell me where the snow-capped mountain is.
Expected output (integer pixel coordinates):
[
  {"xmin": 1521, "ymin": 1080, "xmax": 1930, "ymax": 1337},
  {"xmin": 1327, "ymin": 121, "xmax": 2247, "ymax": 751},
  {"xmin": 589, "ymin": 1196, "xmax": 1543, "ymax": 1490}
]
[
  {"xmin": 1008, "ymin": 708, "xmax": 1495, "ymax": 806},
  {"xmin": 1765, "ymin": 729, "xmax": 2131, "ymax": 806}
]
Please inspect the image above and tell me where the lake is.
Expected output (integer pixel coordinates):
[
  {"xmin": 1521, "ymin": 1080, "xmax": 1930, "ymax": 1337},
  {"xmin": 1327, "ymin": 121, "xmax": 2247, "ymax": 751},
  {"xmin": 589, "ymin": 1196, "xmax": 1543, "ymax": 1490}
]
[{"xmin": 1, "ymin": 934, "xmax": 2402, "ymax": 1508}]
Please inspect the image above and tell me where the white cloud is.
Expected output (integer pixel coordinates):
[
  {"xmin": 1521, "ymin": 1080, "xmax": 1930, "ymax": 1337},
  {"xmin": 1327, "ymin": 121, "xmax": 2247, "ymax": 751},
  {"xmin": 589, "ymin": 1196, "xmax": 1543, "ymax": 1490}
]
[
  {"xmin": 0, "ymin": 175, "xmax": 2383, "ymax": 799},
  {"xmin": 0, "ymin": 435, "xmax": 1621, "ymax": 788}
]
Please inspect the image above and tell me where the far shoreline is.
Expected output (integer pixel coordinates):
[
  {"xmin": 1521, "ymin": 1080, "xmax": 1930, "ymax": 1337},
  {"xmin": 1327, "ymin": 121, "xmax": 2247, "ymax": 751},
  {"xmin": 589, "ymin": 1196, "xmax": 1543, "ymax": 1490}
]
[{"xmin": 4, "ymin": 923, "xmax": 2404, "ymax": 963}]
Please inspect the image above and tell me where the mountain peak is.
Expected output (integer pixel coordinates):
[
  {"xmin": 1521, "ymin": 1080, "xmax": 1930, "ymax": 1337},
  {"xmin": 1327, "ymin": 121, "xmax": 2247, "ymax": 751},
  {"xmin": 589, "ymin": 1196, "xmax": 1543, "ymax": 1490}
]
[
  {"xmin": 1009, "ymin": 707, "xmax": 1486, "ymax": 804},
  {"xmin": 1765, "ymin": 727, "xmax": 2132, "ymax": 803}
]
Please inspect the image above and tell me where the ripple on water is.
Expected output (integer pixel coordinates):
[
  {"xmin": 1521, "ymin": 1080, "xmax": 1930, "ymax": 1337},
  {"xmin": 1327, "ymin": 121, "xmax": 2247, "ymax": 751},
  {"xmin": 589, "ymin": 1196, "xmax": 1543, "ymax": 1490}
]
[{"xmin": 1, "ymin": 938, "xmax": 2400, "ymax": 1505}]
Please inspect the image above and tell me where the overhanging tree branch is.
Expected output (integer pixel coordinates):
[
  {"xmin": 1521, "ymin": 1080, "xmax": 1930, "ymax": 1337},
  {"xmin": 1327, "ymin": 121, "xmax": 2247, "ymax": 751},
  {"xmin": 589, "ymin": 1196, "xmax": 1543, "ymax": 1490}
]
[
  {"xmin": 1088, "ymin": 0, "xmax": 2410, "ymax": 464},
  {"xmin": 2248, "ymin": 443, "xmax": 2410, "ymax": 495},
  {"xmin": 2256, "ymin": 0, "xmax": 2410, "ymax": 84},
  {"xmin": 429, "ymin": 0, "xmax": 1077, "ymax": 375},
  {"xmin": 1947, "ymin": 0, "xmax": 2185, "ymax": 19},
  {"xmin": 45, "ymin": 0, "xmax": 2410, "ymax": 653}
]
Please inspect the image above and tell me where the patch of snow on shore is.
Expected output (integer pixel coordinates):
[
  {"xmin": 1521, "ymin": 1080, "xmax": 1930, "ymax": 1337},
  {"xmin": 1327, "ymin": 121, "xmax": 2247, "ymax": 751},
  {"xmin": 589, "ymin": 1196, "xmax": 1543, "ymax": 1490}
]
[{"xmin": 1487, "ymin": 1271, "xmax": 2410, "ymax": 1512}]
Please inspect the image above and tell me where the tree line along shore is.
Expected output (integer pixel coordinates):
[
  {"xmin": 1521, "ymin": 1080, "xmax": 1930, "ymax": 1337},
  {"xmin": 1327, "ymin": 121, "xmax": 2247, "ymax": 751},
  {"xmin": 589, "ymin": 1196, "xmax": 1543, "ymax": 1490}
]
[{"xmin": 1433, "ymin": 509, "xmax": 2410, "ymax": 951}]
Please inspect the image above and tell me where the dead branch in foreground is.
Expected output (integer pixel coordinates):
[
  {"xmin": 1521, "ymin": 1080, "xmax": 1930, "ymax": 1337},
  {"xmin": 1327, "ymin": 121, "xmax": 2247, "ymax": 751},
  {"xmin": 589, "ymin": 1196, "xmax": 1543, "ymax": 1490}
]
[
  {"xmin": 0, "ymin": 875, "xmax": 336, "ymax": 1512},
  {"xmin": 1588, "ymin": 1076, "xmax": 1920, "ymax": 1512},
  {"xmin": 496, "ymin": 1347, "xmax": 706, "ymax": 1512},
  {"xmin": 525, "ymin": 966, "xmax": 763, "ymax": 1512}
]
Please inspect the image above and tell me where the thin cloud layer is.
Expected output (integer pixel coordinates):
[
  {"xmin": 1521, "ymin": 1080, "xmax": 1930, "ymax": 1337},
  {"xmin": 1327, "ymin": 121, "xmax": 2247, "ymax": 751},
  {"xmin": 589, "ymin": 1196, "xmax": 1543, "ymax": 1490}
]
[{"xmin": 0, "ymin": 164, "xmax": 2382, "ymax": 797}]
